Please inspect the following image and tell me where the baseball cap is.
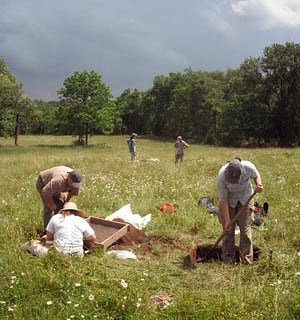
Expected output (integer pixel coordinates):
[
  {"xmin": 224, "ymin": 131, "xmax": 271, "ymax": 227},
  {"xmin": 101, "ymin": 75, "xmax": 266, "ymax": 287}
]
[
  {"xmin": 69, "ymin": 170, "xmax": 82, "ymax": 188},
  {"xmin": 224, "ymin": 159, "xmax": 242, "ymax": 184}
]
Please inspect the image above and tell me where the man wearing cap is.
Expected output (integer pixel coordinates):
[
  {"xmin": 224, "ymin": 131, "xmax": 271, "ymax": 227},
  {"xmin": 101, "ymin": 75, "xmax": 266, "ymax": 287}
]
[
  {"xmin": 217, "ymin": 158, "xmax": 263, "ymax": 264},
  {"xmin": 127, "ymin": 133, "xmax": 138, "ymax": 162},
  {"xmin": 174, "ymin": 136, "xmax": 189, "ymax": 165},
  {"xmin": 36, "ymin": 166, "xmax": 83, "ymax": 230}
]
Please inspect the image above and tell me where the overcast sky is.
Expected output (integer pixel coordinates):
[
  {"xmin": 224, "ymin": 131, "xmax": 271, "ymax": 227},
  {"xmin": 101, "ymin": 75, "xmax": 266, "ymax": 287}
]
[{"xmin": 1, "ymin": 0, "xmax": 300, "ymax": 100}]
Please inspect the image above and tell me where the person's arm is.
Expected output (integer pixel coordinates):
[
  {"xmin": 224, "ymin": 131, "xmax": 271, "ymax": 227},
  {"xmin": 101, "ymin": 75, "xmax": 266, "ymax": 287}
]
[
  {"xmin": 219, "ymin": 201, "xmax": 231, "ymax": 231},
  {"xmin": 183, "ymin": 141, "xmax": 189, "ymax": 148},
  {"xmin": 248, "ymin": 161, "xmax": 263, "ymax": 193},
  {"xmin": 41, "ymin": 193, "xmax": 56, "ymax": 212},
  {"xmin": 41, "ymin": 177, "xmax": 65, "ymax": 211},
  {"xmin": 217, "ymin": 170, "xmax": 231, "ymax": 231},
  {"xmin": 85, "ymin": 233, "xmax": 96, "ymax": 242},
  {"xmin": 45, "ymin": 216, "xmax": 55, "ymax": 241},
  {"xmin": 46, "ymin": 230, "xmax": 54, "ymax": 241},
  {"xmin": 254, "ymin": 176, "xmax": 263, "ymax": 193},
  {"xmin": 65, "ymin": 191, "xmax": 74, "ymax": 202},
  {"xmin": 83, "ymin": 222, "xmax": 96, "ymax": 242}
]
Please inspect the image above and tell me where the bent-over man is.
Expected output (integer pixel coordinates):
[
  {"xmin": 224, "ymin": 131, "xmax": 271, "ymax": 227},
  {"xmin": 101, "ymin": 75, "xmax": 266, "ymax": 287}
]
[
  {"xmin": 217, "ymin": 158, "xmax": 263, "ymax": 264},
  {"xmin": 36, "ymin": 166, "xmax": 83, "ymax": 230}
]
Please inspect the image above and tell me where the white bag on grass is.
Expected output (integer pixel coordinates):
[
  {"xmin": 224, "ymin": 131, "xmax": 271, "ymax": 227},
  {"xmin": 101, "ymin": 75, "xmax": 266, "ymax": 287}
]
[
  {"xmin": 23, "ymin": 240, "xmax": 49, "ymax": 256},
  {"xmin": 105, "ymin": 204, "xmax": 151, "ymax": 230},
  {"xmin": 106, "ymin": 250, "xmax": 137, "ymax": 260}
]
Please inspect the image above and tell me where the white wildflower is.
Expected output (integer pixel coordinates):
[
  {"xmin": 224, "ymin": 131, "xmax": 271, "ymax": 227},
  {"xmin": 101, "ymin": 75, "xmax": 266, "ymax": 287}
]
[
  {"xmin": 89, "ymin": 295, "xmax": 94, "ymax": 301},
  {"xmin": 120, "ymin": 279, "xmax": 128, "ymax": 288},
  {"xmin": 75, "ymin": 283, "xmax": 81, "ymax": 287},
  {"xmin": 282, "ymin": 290, "xmax": 289, "ymax": 294},
  {"xmin": 46, "ymin": 301, "xmax": 52, "ymax": 305}
]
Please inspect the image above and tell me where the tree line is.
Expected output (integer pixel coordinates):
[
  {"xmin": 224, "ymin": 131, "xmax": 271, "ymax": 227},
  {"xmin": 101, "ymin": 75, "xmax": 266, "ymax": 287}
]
[{"xmin": 1, "ymin": 42, "xmax": 300, "ymax": 147}]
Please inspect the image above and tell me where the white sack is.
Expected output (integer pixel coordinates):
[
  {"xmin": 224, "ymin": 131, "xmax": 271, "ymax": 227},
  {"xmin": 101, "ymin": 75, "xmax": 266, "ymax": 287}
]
[
  {"xmin": 105, "ymin": 204, "xmax": 151, "ymax": 230},
  {"xmin": 106, "ymin": 250, "xmax": 137, "ymax": 260}
]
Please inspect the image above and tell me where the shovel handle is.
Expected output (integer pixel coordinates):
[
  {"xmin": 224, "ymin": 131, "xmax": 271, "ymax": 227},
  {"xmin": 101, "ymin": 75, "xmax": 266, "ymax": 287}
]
[{"xmin": 212, "ymin": 191, "xmax": 257, "ymax": 249}]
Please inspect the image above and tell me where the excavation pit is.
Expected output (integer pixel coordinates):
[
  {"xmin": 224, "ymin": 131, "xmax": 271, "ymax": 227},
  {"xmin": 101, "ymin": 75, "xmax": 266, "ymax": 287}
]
[{"xmin": 184, "ymin": 244, "xmax": 261, "ymax": 267}]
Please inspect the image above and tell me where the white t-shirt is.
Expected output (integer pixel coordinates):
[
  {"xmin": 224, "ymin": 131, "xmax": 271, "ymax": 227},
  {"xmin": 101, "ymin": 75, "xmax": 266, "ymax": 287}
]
[{"xmin": 46, "ymin": 214, "xmax": 95, "ymax": 255}]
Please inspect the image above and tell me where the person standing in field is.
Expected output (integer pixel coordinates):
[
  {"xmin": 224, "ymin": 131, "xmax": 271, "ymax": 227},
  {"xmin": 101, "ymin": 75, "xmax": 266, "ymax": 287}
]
[
  {"xmin": 174, "ymin": 136, "xmax": 189, "ymax": 165},
  {"xmin": 127, "ymin": 133, "xmax": 138, "ymax": 162},
  {"xmin": 45, "ymin": 201, "xmax": 96, "ymax": 257},
  {"xmin": 36, "ymin": 166, "xmax": 83, "ymax": 231},
  {"xmin": 217, "ymin": 158, "xmax": 264, "ymax": 264}
]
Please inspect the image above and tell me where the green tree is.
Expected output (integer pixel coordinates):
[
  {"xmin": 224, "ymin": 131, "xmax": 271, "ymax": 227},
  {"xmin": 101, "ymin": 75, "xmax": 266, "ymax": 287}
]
[
  {"xmin": 57, "ymin": 70, "xmax": 116, "ymax": 145},
  {"xmin": 221, "ymin": 58, "xmax": 268, "ymax": 146},
  {"xmin": 0, "ymin": 57, "xmax": 37, "ymax": 145},
  {"xmin": 30, "ymin": 100, "xmax": 61, "ymax": 134},
  {"xmin": 116, "ymin": 89, "xmax": 145, "ymax": 134},
  {"xmin": 262, "ymin": 42, "xmax": 300, "ymax": 146}
]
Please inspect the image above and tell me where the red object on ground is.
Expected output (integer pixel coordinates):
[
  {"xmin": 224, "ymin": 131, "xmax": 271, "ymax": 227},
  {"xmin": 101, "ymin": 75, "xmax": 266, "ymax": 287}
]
[{"xmin": 160, "ymin": 202, "xmax": 175, "ymax": 214}]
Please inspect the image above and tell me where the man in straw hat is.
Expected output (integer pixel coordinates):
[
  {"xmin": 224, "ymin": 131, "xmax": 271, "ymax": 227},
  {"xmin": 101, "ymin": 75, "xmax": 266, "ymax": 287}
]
[
  {"xmin": 217, "ymin": 158, "xmax": 263, "ymax": 264},
  {"xmin": 45, "ymin": 202, "xmax": 96, "ymax": 257},
  {"xmin": 36, "ymin": 166, "xmax": 83, "ymax": 231}
]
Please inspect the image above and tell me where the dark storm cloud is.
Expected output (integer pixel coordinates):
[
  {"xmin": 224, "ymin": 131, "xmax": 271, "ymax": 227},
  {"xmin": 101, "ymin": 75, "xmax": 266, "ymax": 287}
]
[{"xmin": 1, "ymin": 0, "xmax": 300, "ymax": 100}]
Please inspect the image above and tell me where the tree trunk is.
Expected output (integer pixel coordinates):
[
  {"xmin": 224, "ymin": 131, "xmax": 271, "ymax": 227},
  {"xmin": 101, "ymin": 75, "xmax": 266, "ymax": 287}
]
[
  {"xmin": 85, "ymin": 124, "xmax": 89, "ymax": 146},
  {"xmin": 14, "ymin": 113, "xmax": 20, "ymax": 146}
]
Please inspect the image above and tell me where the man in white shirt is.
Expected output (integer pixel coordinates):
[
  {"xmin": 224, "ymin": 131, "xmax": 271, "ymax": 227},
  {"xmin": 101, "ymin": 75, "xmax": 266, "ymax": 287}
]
[
  {"xmin": 217, "ymin": 158, "xmax": 264, "ymax": 264},
  {"xmin": 46, "ymin": 202, "xmax": 96, "ymax": 257}
]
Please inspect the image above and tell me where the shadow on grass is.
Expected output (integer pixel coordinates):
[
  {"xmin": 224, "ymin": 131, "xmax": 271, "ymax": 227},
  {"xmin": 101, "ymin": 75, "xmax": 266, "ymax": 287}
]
[{"xmin": 35, "ymin": 143, "xmax": 112, "ymax": 149}]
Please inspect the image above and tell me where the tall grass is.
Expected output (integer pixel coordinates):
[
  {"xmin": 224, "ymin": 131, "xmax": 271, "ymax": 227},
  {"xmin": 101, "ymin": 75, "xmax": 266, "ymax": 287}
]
[{"xmin": 0, "ymin": 135, "xmax": 300, "ymax": 319}]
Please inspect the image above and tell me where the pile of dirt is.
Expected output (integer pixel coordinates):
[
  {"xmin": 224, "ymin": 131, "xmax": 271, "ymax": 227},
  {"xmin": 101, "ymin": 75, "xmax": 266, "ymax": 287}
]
[
  {"xmin": 111, "ymin": 225, "xmax": 181, "ymax": 256},
  {"xmin": 112, "ymin": 218, "xmax": 147, "ymax": 245}
]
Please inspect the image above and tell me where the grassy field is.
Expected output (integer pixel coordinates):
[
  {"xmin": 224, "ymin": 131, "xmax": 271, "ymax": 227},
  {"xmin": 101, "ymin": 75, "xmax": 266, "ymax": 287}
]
[{"xmin": 0, "ymin": 135, "xmax": 300, "ymax": 319}]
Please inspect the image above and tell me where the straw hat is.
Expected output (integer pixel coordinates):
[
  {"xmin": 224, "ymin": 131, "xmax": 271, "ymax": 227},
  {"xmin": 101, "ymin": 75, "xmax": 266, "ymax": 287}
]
[{"xmin": 59, "ymin": 202, "xmax": 87, "ymax": 218}]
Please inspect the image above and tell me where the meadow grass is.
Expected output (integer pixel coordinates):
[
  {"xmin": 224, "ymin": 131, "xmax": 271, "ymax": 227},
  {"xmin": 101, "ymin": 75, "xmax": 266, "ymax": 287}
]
[{"xmin": 0, "ymin": 135, "xmax": 300, "ymax": 319}]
